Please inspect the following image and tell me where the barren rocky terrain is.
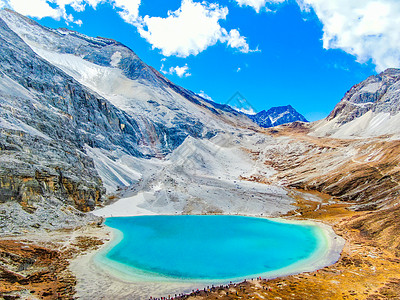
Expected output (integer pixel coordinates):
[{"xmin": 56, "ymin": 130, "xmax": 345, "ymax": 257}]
[{"xmin": 2, "ymin": 125, "xmax": 400, "ymax": 299}]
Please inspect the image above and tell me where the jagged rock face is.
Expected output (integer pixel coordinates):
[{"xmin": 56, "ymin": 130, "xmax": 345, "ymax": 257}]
[
  {"xmin": 0, "ymin": 130, "xmax": 104, "ymax": 211},
  {"xmin": 0, "ymin": 12, "xmax": 137, "ymax": 218},
  {"xmin": 0, "ymin": 16, "xmax": 147, "ymax": 156},
  {"xmin": 312, "ymin": 68, "xmax": 400, "ymax": 139},
  {"xmin": 0, "ymin": 9, "xmax": 250, "ymax": 156},
  {"xmin": 0, "ymin": 11, "xmax": 189, "ymax": 158},
  {"xmin": 327, "ymin": 68, "xmax": 400, "ymax": 124},
  {"xmin": 248, "ymin": 105, "xmax": 308, "ymax": 128}
]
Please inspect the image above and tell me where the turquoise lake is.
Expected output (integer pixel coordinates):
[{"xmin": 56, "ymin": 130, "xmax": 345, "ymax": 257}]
[{"xmin": 103, "ymin": 215, "xmax": 324, "ymax": 281}]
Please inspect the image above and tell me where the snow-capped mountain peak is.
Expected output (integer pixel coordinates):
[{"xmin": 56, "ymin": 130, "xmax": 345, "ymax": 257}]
[{"xmin": 248, "ymin": 105, "xmax": 308, "ymax": 128}]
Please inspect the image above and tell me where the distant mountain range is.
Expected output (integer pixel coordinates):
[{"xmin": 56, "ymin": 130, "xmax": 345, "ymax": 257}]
[{"xmin": 247, "ymin": 105, "xmax": 308, "ymax": 128}]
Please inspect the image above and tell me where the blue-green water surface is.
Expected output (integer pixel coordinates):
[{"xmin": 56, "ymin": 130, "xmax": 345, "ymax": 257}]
[{"xmin": 104, "ymin": 215, "xmax": 322, "ymax": 280}]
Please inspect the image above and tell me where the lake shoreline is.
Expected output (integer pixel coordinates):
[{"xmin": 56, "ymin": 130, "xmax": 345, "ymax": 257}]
[{"xmin": 70, "ymin": 215, "xmax": 344, "ymax": 299}]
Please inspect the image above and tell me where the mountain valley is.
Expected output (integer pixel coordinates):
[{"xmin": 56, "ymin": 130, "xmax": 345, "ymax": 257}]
[{"xmin": 1, "ymin": 8, "xmax": 400, "ymax": 300}]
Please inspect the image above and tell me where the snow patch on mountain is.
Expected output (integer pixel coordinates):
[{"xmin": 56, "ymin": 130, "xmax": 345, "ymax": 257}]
[
  {"xmin": 110, "ymin": 51, "xmax": 122, "ymax": 67},
  {"xmin": 360, "ymin": 82, "xmax": 381, "ymax": 94}
]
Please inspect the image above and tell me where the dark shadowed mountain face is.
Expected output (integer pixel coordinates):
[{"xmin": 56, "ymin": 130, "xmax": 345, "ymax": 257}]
[
  {"xmin": 0, "ymin": 9, "xmax": 256, "ymax": 231},
  {"xmin": 248, "ymin": 105, "xmax": 308, "ymax": 128}
]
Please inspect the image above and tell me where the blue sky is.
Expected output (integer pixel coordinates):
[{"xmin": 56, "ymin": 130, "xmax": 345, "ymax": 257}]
[{"xmin": 2, "ymin": 0, "xmax": 399, "ymax": 121}]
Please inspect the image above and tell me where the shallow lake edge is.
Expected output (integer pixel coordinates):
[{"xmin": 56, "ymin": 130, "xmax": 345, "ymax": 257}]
[{"xmin": 92, "ymin": 215, "xmax": 345, "ymax": 285}]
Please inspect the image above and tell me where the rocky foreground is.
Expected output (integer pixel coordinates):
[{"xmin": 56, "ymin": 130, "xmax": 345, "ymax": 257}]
[{"xmin": 0, "ymin": 226, "xmax": 105, "ymax": 299}]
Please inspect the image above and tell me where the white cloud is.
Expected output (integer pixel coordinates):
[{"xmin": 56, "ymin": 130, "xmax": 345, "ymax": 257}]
[
  {"xmin": 237, "ymin": 67, "xmax": 241, "ymax": 72},
  {"xmin": 170, "ymin": 64, "xmax": 191, "ymax": 77},
  {"xmin": 234, "ymin": 0, "xmax": 285, "ymax": 13},
  {"xmin": 197, "ymin": 90, "xmax": 213, "ymax": 101},
  {"xmin": 56, "ymin": 0, "xmax": 85, "ymax": 12},
  {"xmin": 224, "ymin": 28, "xmax": 260, "ymax": 53},
  {"xmin": 232, "ymin": 106, "xmax": 257, "ymax": 115},
  {"xmin": 6, "ymin": 0, "xmax": 62, "ymax": 19},
  {"xmin": 136, "ymin": 0, "xmax": 227, "ymax": 57},
  {"xmin": 161, "ymin": 63, "xmax": 191, "ymax": 77},
  {"xmin": 233, "ymin": 0, "xmax": 400, "ymax": 71},
  {"xmin": 296, "ymin": 0, "xmax": 400, "ymax": 71},
  {"xmin": 112, "ymin": 0, "xmax": 141, "ymax": 24},
  {"xmin": 1, "ymin": 0, "xmax": 104, "ymax": 23},
  {"xmin": 136, "ymin": 0, "xmax": 254, "ymax": 57}
]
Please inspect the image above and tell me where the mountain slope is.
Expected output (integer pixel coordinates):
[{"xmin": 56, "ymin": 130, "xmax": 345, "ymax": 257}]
[
  {"xmin": 0, "ymin": 9, "xmax": 252, "ymax": 155},
  {"xmin": 312, "ymin": 68, "xmax": 400, "ymax": 139},
  {"xmin": 249, "ymin": 105, "xmax": 308, "ymax": 128},
  {"xmin": 0, "ymin": 9, "xmax": 255, "ymax": 232}
]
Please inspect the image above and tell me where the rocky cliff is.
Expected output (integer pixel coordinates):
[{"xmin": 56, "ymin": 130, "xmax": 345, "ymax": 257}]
[{"xmin": 312, "ymin": 68, "xmax": 400, "ymax": 138}]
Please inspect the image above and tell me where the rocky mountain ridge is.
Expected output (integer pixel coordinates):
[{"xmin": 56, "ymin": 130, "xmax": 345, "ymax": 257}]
[
  {"xmin": 312, "ymin": 68, "xmax": 400, "ymax": 139},
  {"xmin": 327, "ymin": 68, "xmax": 400, "ymax": 123},
  {"xmin": 248, "ymin": 105, "xmax": 308, "ymax": 128},
  {"xmin": 0, "ymin": 9, "xmax": 254, "ymax": 233}
]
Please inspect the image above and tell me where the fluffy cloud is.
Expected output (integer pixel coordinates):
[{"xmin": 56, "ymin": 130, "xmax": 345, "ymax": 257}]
[
  {"xmin": 197, "ymin": 90, "xmax": 213, "ymax": 101},
  {"xmin": 170, "ymin": 64, "xmax": 192, "ymax": 77},
  {"xmin": 236, "ymin": 0, "xmax": 400, "ymax": 71},
  {"xmin": 112, "ymin": 0, "xmax": 141, "ymax": 23},
  {"xmin": 224, "ymin": 28, "xmax": 260, "ymax": 53},
  {"xmin": 1, "ymin": 0, "xmax": 104, "ymax": 23},
  {"xmin": 232, "ymin": 106, "xmax": 257, "ymax": 115},
  {"xmin": 136, "ymin": 0, "xmax": 254, "ymax": 57},
  {"xmin": 5, "ymin": 0, "xmax": 63, "ymax": 19},
  {"xmin": 161, "ymin": 63, "xmax": 191, "ymax": 77},
  {"xmin": 1, "ymin": 0, "xmax": 256, "ymax": 58},
  {"xmin": 297, "ymin": 0, "xmax": 400, "ymax": 71},
  {"xmin": 234, "ymin": 0, "xmax": 285, "ymax": 13}
]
